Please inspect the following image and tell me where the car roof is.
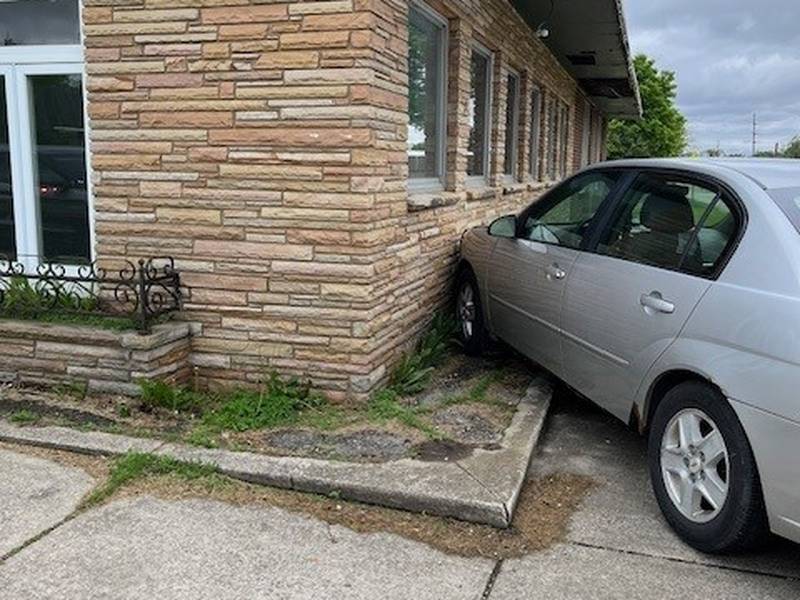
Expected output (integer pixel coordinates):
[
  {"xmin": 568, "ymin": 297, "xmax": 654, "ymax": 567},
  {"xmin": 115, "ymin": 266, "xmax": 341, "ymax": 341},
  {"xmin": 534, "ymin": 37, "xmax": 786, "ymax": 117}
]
[{"xmin": 590, "ymin": 158, "xmax": 800, "ymax": 191}]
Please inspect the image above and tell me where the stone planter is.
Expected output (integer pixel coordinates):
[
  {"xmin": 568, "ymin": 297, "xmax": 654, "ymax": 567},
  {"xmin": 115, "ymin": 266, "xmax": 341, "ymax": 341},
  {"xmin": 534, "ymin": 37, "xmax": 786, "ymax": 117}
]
[{"xmin": 0, "ymin": 320, "xmax": 192, "ymax": 396}]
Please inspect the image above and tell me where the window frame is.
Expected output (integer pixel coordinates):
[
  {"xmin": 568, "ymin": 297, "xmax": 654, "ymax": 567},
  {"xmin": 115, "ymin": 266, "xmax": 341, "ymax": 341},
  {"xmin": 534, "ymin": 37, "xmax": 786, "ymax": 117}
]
[
  {"xmin": 580, "ymin": 100, "xmax": 591, "ymax": 168},
  {"xmin": 558, "ymin": 101, "xmax": 570, "ymax": 178},
  {"xmin": 466, "ymin": 41, "xmax": 493, "ymax": 187},
  {"xmin": 515, "ymin": 168, "xmax": 630, "ymax": 250},
  {"xmin": 585, "ymin": 168, "xmax": 748, "ymax": 281},
  {"xmin": 502, "ymin": 67, "xmax": 521, "ymax": 183},
  {"xmin": 0, "ymin": 41, "xmax": 92, "ymax": 271},
  {"xmin": 528, "ymin": 84, "xmax": 542, "ymax": 181},
  {"xmin": 407, "ymin": 1, "xmax": 449, "ymax": 193}
]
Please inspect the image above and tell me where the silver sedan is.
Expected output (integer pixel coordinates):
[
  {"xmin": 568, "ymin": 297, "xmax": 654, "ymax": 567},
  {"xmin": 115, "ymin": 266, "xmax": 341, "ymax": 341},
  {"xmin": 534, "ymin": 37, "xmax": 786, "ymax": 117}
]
[{"xmin": 457, "ymin": 158, "xmax": 800, "ymax": 553}]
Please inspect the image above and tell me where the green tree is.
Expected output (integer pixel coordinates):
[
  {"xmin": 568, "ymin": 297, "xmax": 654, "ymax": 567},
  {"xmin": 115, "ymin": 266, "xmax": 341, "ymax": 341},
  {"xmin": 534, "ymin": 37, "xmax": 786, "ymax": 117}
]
[
  {"xmin": 783, "ymin": 136, "xmax": 800, "ymax": 158},
  {"xmin": 607, "ymin": 55, "xmax": 688, "ymax": 159}
]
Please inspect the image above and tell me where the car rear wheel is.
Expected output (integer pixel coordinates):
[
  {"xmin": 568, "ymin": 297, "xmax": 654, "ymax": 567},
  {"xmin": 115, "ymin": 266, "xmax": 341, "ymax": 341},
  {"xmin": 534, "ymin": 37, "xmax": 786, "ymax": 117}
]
[
  {"xmin": 455, "ymin": 269, "xmax": 487, "ymax": 356},
  {"xmin": 647, "ymin": 381, "xmax": 769, "ymax": 554}
]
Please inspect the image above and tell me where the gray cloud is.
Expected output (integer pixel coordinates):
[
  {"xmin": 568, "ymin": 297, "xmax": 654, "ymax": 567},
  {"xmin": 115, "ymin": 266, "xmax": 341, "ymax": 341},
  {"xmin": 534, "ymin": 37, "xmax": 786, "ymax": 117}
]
[{"xmin": 624, "ymin": 0, "xmax": 800, "ymax": 155}]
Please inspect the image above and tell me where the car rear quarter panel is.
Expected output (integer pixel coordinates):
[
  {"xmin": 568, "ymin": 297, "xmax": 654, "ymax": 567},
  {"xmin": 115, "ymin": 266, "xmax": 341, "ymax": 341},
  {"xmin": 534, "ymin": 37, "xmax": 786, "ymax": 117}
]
[{"xmin": 638, "ymin": 182, "xmax": 800, "ymax": 540}]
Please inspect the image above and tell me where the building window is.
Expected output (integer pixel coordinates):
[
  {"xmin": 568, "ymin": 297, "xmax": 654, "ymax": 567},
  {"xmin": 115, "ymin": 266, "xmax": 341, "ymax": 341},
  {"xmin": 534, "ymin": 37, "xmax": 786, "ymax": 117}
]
[
  {"xmin": 503, "ymin": 70, "xmax": 520, "ymax": 180},
  {"xmin": 559, "ymin": 102, "xmax": 570, "ymax": 178},
  {"xmin": 546, "ymin": 95, "xmax": 558, "ymax": 180},
  {"xmin": 467, "ymin": 44, "xmax": 492, "ymax": 183},
  {"xmin": 529, "ymin": 86, "xmax": 542, "ymax": 180},
  {"xmin": 0, "ymin": 0, "xmax": 81, "ymax": 46},
  {"xmin": 0, "ymin": 0, "xmax": 89, "ymax": 267},
  {"xmin": 407, "ymin": 2, "xmax": 447, "ymax": 189},
  {"xmin": 580, "ymin": 100, "xmax": 591, "ymax": 168}
]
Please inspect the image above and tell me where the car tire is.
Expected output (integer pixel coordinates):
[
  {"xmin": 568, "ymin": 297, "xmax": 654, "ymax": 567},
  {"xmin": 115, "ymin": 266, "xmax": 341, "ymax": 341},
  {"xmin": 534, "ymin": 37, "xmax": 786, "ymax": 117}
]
[
  {"xmin": 455, "ymin": 269, "xmax": 487, "ymax": 356},
  {"xmin": 647, "ymin": 381, "xmax": 769, "ymax": 554}
]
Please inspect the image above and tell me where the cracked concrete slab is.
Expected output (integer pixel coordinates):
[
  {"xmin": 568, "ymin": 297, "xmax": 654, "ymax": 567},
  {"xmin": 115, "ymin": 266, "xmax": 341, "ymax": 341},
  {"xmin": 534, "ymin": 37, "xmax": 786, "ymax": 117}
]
[
  {"xmin": 0, "ymin": 380, "xmax": 552, "ymax": 528},
  {"xmin": 490, "ymin": 544, "xmax": 799, "ymax": 600},
  {"xmin": 0, "ymin": 449, "xmax": 95, "ymax": 557},
  {"xmin": 0, "ymin": 496, "xmax": 494, "ymax": 600}
]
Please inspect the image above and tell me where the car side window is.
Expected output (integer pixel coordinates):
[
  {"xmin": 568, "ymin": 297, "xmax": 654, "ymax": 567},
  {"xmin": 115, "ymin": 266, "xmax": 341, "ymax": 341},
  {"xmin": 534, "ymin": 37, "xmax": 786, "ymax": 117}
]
[
  {"xmin": 521, "ymin": 171, "xmax": 621, "ymax": 250},
  {"xmin": 597, "ymin": 173, "xmax": 738, "ymax": 276}
]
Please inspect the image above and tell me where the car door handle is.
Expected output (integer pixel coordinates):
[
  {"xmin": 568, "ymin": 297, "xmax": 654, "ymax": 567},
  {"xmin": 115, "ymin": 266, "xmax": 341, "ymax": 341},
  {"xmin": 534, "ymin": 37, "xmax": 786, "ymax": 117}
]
[
  {"xmin": 640, "ymin": 292, "xmax": 675, "ymax": 315},
  {"xmin": 545, "ymin": 263, "xmax": 567, "ymax": 281}
]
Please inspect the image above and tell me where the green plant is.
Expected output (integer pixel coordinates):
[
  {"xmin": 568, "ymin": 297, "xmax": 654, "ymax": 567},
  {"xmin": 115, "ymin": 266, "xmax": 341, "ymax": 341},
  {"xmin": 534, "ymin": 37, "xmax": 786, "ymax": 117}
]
[
  {"xmin": 203, "ymin": 373, "xmax": 324, "ymax": 432},
  {"xmin": 84, "ymin": 452, "xmax": 223, "ymax": 507},
  {"xmin": 368, "ymin": 389, "xmax": 440, "ymax": 439},
  {"xmin": 139, "ymin": 380, "xmax": 208, "ymax": 415},
  {"xmin": 0, "ymin": 276, "xmax": 137, "ymax": 331},
  {"xmin": 388, "ymin": 313, "xmax": 455, "ymax": 396},
  {"xmin": 9, "ymin": 410, "xmax": 39, "ymax": 425}
]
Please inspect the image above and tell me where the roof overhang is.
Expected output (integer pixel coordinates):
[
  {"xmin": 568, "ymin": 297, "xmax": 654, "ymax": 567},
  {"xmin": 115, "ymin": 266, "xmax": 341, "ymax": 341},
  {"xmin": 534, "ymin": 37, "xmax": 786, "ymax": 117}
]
[{"xmin": 511, "ymin": 0, "xmax": 642, "ymax": 119}]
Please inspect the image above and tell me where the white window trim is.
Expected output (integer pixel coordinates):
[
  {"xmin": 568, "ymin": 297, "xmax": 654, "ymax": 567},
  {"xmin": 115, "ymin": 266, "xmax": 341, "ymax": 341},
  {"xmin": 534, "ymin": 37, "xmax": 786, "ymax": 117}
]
[
  {"xmin": 466, "ymin": 42, "xmax": 493, "ymax": 188},
  {"xmin": 503, "ymin": 68, "xmax": 521, "ymax": 183},
  {"xmin": 0, "ymin": 40, "xmax": 91, "ymax": 272},
  {"xmin": 529, "ymin": 85, "xmax": 542, "ymax": 181},
  {"xmin": 408, "ymin": 0, "xmax": 449, "ymax": 193}
]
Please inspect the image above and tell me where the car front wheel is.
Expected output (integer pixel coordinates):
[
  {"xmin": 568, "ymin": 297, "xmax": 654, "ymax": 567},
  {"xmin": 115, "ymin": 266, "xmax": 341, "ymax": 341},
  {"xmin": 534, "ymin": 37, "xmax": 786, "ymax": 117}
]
[
  {"xmin": 647, "ymin": 381, "xmax": 768, "ymax": 554},
  {"xmin": 455, "ymin": 269, "xmax": 487, "ymax": 356}
]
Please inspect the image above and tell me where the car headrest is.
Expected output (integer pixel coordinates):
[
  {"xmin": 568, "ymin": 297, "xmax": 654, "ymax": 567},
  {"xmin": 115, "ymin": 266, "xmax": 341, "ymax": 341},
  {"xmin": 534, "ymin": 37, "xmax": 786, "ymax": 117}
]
[{"xmin": 641, "ymin": 186, "xmax": 695, "ymax": 234}]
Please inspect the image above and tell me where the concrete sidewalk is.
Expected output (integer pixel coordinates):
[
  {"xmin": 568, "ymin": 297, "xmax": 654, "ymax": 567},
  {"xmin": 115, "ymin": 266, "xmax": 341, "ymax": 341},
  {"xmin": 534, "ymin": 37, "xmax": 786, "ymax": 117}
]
[{"xmin": 1, "ymin": 389, "xmax": 798, "ymax": 599}]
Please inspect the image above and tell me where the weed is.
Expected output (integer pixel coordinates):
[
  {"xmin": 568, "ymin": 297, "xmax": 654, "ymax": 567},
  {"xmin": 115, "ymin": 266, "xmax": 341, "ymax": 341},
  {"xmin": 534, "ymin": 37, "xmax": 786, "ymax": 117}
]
[
  {"xmin": 53, "ymin": 381, "xmax": 88, "ymax": 401},
  {"xmin": 185, "ymin": 425, "xmax": 219, "ymax": 449},
  {"xmin": 367, "ymin": 389, "xmax": 441, "ymax": 440},
  {"xmin": 0, "ymin": 277, "xmax": 137, "ymax": 331},
  {"xmin": 388, "ymin": 313, "xmax": 455, "ymax": 396},
  {"xmin": 139, "ymin": 380, "xmax": 208, "ymax": 415},
  {"xmin": 9, "ymin": 409, "xmax": 39, "ymax": 425},
  {"xmin": 83, "ymin": 452, "xmax": 224, "ymax": 507},
  {"xmin": 203, "ymin": 373, "xmax": 324, "ymax": 432}
]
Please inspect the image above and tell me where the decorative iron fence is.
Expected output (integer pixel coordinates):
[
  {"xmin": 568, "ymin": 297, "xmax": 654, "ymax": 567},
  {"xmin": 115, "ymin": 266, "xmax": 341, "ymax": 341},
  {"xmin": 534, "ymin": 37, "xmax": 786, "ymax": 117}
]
[{"xmin": 0, "ymin": 256, "xmax": 182, "ymax": 333}]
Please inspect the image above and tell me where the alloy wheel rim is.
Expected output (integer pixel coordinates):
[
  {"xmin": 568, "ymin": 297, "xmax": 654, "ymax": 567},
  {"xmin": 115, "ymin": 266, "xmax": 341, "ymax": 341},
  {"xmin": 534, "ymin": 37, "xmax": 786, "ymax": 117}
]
[
  {"xmin": 660, "ymin": 408, "xmax": 730, "ymax": 524},
  {"xmin": 457, "ymin": 283, "xmax": 476, "ymax": 340}
]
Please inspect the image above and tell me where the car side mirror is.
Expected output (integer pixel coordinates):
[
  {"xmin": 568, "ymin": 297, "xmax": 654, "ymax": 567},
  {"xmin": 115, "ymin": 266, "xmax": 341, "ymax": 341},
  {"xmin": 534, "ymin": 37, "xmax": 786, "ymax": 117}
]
[{"xmin": 488, "ymin": 214, "xmax": 518, "ymax": 238}]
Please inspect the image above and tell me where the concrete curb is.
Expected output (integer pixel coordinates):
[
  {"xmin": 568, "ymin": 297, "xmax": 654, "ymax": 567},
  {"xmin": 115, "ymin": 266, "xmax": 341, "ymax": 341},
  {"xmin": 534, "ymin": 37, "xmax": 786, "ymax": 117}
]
[{"xmin": 0, "ymin": 378, "xmax": 552, "ymax": 528}]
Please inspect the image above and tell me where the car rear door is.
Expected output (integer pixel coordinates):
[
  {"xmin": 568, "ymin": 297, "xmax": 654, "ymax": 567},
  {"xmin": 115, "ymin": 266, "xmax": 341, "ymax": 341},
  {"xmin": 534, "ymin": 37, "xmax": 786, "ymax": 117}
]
[
  {"xmin": 487, "ymin": 170, "xmax": 625, "ymax": 377},
  {"xmin": 560, "ymin": 171, "xmax": 742, "ymax": 422}
]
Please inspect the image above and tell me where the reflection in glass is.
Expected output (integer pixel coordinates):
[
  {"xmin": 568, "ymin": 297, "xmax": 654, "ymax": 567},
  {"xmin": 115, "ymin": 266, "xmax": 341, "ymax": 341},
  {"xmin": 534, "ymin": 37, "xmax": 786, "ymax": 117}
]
[
  {"xmin": 0, "ymin": 0, "xmax": 80, "ymax": 46},
  {"xmin": 0, "ymin": 77, "xmax": 15, "ymax": 259},
  {"xmin": 408, "ymin": 7, "xmax": 444, "ymax": 180},
  {"xmin": 31, "ymin": 74, "xmax": 90, "ymax": 264},
  {"xmin": 467, "ymin": 50, "xmax": 491, "ymax": 178}
]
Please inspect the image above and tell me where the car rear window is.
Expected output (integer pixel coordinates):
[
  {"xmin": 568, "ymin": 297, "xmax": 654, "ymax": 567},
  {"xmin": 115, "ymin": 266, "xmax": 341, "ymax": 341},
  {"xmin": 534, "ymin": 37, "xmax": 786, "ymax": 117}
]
[{"xmin": 769, "ymin": 188, "xmax": 800, "ymax": 234}]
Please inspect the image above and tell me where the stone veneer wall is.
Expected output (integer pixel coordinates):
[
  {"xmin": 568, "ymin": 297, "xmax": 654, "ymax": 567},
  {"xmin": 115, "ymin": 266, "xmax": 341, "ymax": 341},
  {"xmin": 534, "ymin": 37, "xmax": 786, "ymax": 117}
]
[
  {"xmin": 363, "ymin": 0, "xmax": 606, "ymax": 389},
  {"xmin": 0, "ymin": 321, "xmax": 192, "ymax": 396},
  {"xmin": 83, "ymin": 0, "xmax": 605, "ymax": 400}
]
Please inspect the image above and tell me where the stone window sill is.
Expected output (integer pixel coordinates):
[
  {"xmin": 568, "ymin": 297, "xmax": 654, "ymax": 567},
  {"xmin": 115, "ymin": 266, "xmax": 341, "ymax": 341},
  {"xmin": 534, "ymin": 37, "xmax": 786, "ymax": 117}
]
[
  {"xmin": 407, "ymin": 191, "xmax": 461, "ymax": 212},
  {"xmin": 465, "ymin": 187, "xmax": 498, "ymax": 203}
]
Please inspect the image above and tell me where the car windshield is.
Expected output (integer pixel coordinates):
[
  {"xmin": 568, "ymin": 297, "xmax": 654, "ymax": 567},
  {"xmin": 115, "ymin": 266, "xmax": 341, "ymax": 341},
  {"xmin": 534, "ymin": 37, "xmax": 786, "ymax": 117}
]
[{"xmin": 769, "ymin": 187, "xmax": 800, "ymax": 234}]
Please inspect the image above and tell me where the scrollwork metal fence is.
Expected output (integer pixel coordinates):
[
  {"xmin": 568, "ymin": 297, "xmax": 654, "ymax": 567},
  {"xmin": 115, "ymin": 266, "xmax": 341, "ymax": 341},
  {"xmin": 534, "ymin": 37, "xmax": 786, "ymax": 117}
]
[{"xmin": 0, "ymin": 256, "xmax": 182, "ymax": 333}]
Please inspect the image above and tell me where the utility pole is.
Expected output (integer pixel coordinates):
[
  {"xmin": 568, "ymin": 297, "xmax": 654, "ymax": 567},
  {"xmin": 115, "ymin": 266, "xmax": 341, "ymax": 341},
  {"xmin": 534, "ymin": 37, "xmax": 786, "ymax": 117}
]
[{"xmin": 752, "ymin": 113, "xmax": 757, "ymax": 156}]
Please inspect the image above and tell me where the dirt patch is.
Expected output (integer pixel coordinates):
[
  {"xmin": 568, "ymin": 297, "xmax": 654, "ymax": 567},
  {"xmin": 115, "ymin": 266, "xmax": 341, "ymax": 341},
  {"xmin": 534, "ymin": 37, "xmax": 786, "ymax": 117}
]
[
  {"xmin": 0, "ymin": 347, "xmax": 540, "ymax": 464},
  {"xmin": 263, "ymin": 428, "xmax": 417, "ymax": 462},
  {"xmin": 0, "ymin": 396, "xmax": 117, "ymax": 429},
  {"xmin": 118, "ymin": 471, "xmax": 595, "ymax": 559}
]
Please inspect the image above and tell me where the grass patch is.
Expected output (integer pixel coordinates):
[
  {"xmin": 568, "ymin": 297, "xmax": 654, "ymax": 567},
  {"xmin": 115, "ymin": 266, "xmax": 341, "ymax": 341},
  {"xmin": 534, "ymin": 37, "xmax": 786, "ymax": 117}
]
[
  {"xmin": 367, "ymin": 389, "xmax": 441, "ymax": 439},
  {"xmin": 140, "ymin": 380, "xmax": 208, "ymax": 415},
  {"xmin": 9, "ymin": 409, "xmax": 40, "ymax": 425},
  {"xmin": 202, "ymin": 374, "xmax": 325, "ymax": 433},
  {"xmin": 83, "ymin": 452, "xmax": 224, "ymax": 507}
]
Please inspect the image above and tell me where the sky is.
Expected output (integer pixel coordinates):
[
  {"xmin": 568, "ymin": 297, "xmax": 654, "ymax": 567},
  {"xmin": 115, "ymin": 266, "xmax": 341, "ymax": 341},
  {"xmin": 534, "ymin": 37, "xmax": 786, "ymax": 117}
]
[{"xmin": 624, "ymin": 0, "xmax": 800, "ymax": 156}]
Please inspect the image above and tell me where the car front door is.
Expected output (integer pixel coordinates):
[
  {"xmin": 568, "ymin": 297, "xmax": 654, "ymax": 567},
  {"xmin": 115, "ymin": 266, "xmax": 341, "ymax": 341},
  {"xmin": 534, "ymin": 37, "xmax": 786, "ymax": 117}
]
[
  {"xmin": 560, "ymin": 171, "xmax": 742, "ymax": 422},
  {"xmin": 487, "ymin": 170, "xmax": 625, "ymax": 377}
]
